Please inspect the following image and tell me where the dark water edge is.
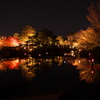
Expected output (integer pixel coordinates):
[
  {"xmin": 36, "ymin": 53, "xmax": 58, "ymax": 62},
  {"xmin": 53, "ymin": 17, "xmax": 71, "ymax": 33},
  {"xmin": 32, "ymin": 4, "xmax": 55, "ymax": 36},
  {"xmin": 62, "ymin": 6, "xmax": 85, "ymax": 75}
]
[
  {"xmin": 0, "ymin": 82, "xmax": 79, "ymax": 100},
  {"xmin": 0, "ymin": 62, "xmax": 79, "ymax": 99},
  {"xmin": 0, "ymin": 62, "xmax": 99, "ymax": 100},
  {"xmin": 57, "ymin": 82, "xmax": 100, "ymax": 100},
  {"xmin": 1, "ymin": 81, "xmax": 100, "ymax": 100}
]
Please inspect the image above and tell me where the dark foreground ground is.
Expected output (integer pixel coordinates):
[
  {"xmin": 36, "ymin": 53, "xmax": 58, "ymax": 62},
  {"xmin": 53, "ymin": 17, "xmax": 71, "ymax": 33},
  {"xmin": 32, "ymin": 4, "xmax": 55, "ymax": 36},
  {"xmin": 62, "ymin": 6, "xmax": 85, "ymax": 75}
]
[
  {"xmin": 1, "ymin": 82, "xmax": 100, "ymax": 100},
  {"xmin": 0, "ymin": 81, "xmax": 63, "ymax": 100},
  {"xmin": 57, "ymin": 82, "xmax": 100, "ymax": 100},
  {"xmin": 2, "ymin": 93, "xmax": 62, "ymax": 100}
]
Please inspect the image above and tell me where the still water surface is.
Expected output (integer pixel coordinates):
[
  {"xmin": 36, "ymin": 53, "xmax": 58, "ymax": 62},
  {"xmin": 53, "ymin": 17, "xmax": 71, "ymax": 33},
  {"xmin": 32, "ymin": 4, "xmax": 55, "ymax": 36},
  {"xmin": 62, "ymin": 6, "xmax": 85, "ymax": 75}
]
[{"xmin": 0, "ymin": 56, "xmax": 98, "ymax": 98}]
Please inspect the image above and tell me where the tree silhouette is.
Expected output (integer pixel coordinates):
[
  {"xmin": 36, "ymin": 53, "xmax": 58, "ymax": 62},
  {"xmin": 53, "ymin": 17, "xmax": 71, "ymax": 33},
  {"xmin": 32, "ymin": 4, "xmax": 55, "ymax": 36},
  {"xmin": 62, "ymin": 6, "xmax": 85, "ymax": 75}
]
[
  {"xmin": 74, "ymin": 27, "xmax": 100, "ymax": 49},
  {"xmin": 86, "ymin": 1, "xmax": 100, "ymax": 29}
]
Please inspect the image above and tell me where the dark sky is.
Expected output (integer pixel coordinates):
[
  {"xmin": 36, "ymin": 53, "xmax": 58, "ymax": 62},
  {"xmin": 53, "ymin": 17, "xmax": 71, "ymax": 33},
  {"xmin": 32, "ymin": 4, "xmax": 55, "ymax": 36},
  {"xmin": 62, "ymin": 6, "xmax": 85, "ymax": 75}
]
[{"xmin": 0, "ymin": 0, "xmax": 98, "ymax": 36}]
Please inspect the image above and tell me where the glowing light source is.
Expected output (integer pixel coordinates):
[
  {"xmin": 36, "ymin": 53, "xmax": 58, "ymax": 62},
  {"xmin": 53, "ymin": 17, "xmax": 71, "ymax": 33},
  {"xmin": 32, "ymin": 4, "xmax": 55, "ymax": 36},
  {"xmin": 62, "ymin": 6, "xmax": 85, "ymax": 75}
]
[
  {"xmin": 78, "ymin": 60, "xmax": 81, "ymax": 63},
  {"xmin": 91, "ymin": 70, "xmax": 94, "ymax": 74},
  {"xmin": 24, "ymin": 53, "xmax": 27, "ymax": 55},
  {"xmin": 39, "ymin": 62, "xmax": 41, "ymax": 65},
  {"xmin": 71, "ymin": 50, "xmax": 74, "ymax": 56},
  {"xmin": 73, "ymin": 55, "xmax": 75, "ymax": 57},
  {"xmin": 24, "ymin": 47, "xmax": 26, "ymax": 49},
  {"xmin": 46, "ymin": 52, "xmax": 48, "ymax": 55},
  {"xmin": 46, "ymin": 59, "xmax": 48, "ymax": 61},
  {"xmin": 89, "ymin": 53, "xmax": 91, "ymax": 55},
  {"xmin": 64, "ymin": 61, "xmax": 66, "ymax": 63},
  {"xmin": 64, "ymin": 53, "xmax": 67, "ymax": 56},
  {"xmin": 39, "ymin": 54, "xmax": 41, "ymax": 57},
  {"xmin": 92, "ymin": 59, "xmax": 94, "ymax": 62}
]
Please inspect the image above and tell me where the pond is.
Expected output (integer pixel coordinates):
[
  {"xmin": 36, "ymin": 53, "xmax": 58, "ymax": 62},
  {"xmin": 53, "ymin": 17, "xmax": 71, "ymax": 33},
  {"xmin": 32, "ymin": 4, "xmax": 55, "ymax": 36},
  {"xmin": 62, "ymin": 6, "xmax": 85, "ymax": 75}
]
[
  {"xmin": 0, "ymin": 56, "xmax": 81, "ymax": 99},
  {"xmin": 0, "ymin": 56, "xmax": 100, "ymax": 99}
]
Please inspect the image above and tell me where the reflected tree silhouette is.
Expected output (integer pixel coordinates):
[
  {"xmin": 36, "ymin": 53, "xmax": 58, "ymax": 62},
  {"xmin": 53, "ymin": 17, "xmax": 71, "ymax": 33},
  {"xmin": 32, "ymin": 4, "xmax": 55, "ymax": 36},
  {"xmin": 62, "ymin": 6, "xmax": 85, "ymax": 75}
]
[
  {"xmin": 0, "ymin": 56, "xmax": 80, "ymax": 82},
  {"xmin": 74, "ymin": 58, "xmax": 100, "ymax": 83},
  {"xmin": 79, "ymin": 68, "xmax": 100, "ymax": 83}
]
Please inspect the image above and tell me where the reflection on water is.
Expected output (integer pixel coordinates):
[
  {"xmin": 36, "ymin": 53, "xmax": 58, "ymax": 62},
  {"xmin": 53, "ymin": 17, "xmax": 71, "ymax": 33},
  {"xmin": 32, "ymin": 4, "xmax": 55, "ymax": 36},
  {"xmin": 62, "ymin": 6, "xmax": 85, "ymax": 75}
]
[
  {"xmin": 0, "ymin": 55, "xmax": 81, "ymax": 99},
  {"xmin": 1, "ymin": 56, "xmax": 100, "ymax": 83},
  {"xmin": 0, "ymin": 56, "xmax": 75, "ymax": 81},
  {"xmin": 0, "ymin": 58, "xmax": 20, "ymax": 71},
  {"xmin": 73, "ymin": 58, "xmax": 100, "ymax": 83},
  {"xmin": 3, "ymin": 55, "xmax": 100, "ymax": 99}
]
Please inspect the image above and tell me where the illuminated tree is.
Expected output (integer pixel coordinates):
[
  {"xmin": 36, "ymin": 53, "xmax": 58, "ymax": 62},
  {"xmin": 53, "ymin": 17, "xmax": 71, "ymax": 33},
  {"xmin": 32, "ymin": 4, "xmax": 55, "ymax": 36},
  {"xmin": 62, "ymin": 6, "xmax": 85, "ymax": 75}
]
[
  {"xmin": 4, "ymin": 36, "xmax": 20, "ymax": 47},
  {"xmin": 67, "ymin": 35, "xmax": 75, "ymax": 46},
  {"xmin": 19, "ymin": 25, "xmax": 36, "ymax": 43},
  {"xmin": 79, "ymin": 68, "xmax": 100, "ymax": 83},
  {"xmin": 0, "ymin": 59, "xmax": 20, "ymax": 71},
  {"xmin": 21, "ymin": 25, "xmax": 36, "ymax": 37},
  {"xmin": 18, "ymin": 35, "xmax": 29, "ymax": 44},
  {"xmin": 56, "ymin": 36, "xmax": 64, "ymax": 46},
  {"xmin": 74, "ymin": 59, "xmax": 100, "ymax": 83},
  {"xmin": 86, "ymin": 1, "xmax": 100, "ymax": 29},
  {"xmin": 36, "ymin": 31, "xmax": 47, "ymax": 46},
  {"xmin": 0, "ymin": 37, "xmax": 6, "ymax": 49},
  {"xmin": 36, "ymin": 29, "xmax": 56, "ymax": 47},
  {"xmin": 74, "ymin": 27, "xmax": 100, "ymax": 49},
  {"xmin": 13, "ymin": 33, "xmax": 20, "ymax": 38},
  {"xmin": 21, "ymin": 58, "xmax": 37, "ymax": 81}
]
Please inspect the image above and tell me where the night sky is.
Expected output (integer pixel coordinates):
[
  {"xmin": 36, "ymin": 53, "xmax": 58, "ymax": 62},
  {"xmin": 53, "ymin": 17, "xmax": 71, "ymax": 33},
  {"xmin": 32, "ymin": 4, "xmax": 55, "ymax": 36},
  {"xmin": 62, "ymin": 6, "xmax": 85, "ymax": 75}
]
[{"xmin": 0, "ymin": 0, "xmax": 98, "ymax": 36}]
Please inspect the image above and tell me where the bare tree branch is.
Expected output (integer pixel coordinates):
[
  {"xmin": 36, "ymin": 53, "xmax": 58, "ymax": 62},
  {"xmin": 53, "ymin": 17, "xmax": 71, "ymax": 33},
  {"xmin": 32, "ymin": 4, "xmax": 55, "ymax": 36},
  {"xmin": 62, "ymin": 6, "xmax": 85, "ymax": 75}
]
[{"xmin": 86, "ymin": 1, "xmax": 100, "ymax": 28}]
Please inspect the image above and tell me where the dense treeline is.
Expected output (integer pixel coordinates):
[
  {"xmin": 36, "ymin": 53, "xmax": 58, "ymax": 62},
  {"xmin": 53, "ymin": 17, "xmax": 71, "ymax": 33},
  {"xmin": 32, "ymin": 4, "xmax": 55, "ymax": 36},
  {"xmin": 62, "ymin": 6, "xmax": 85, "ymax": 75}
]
[{"xmin": 1, "ymin": 1, "xmax": 100, "ymax": 59}]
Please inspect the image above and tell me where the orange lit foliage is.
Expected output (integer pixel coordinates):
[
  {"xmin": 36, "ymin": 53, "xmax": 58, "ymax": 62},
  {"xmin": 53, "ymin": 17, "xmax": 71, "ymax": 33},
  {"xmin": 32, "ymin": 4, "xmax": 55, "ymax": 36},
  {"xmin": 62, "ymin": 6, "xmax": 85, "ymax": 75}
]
[
  {"xmin": 79, "ymin": 67, "xmax": 100, "ymax": 83},
  {"xmin": 56, "ymin": 36, "xmax": 64, "ymax": 46},
  {"xmin": 19, "ymin": 25, "xmax": 36, "ymax": 43},
  {"xmin": 8, "ymin": 60, "xmax": 20, "ymax": 69},
  {"xmin": 0, "ymin": 59, "xmax": 20, "ymax": 71},
  {"xmin": 21, "ymin": 25, "xmax": 36, "ymax": 37},
  {"xmin": 74, "ymin": 27, "xmax": 100, "ymax": 49},
  {"xmin": 0, "ymin": 40, "xmax": 4, "ymax": 48},
  {"xmin": 4, "ymin": 36, "xmax": 20, "ymax": 47},
  {"xmin": 0, "ymin": 37, "xmax": 7, "ymax": 48}
]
